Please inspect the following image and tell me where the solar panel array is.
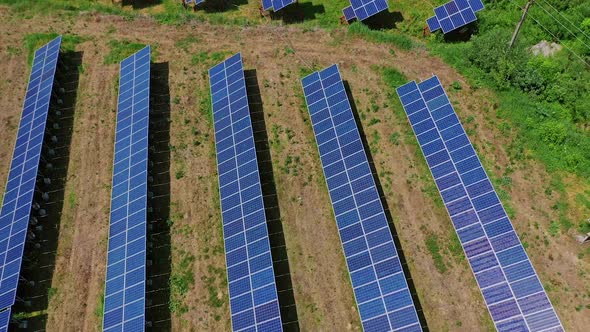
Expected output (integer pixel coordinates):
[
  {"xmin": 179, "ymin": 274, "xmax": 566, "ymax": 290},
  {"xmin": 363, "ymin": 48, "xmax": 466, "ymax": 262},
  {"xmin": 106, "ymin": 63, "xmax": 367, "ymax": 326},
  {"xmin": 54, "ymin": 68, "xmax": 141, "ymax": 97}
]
[
  {"xmin": 209, "ymin": 53, "xmax": 283, "ymax": 332},
  {"xmin": 262, "ymin": 0, "xmax": 296, "ymax": 12},
  {"xmin": 301, "ymin": 65, "xmax": 422, "ymax": 332},
  {"xmin": 103, "ymin": 46, "xmax": 151, "ymax": 332},
  {"xmin": 396, "ymin": 76, "xmax": 564, "ymax": 332},
  {"xmin": 427, "ymin": 0, "xmax": 484, "ymax": 34},
  {"xmin": 343, "ymin": 0, "xmax": 389, "ymax": 21},
  {"xmin": 0, "ymin": 36, "xmax": 62, "ymax": 313}
]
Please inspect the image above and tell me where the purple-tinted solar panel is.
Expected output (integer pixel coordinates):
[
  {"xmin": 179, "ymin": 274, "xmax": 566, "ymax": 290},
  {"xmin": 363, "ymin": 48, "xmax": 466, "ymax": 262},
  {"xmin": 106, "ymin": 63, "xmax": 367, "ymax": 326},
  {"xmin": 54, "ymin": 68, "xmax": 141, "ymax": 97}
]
[{"xmin": 396, "ymin": 76, "xmax": 564, "ymax": 332}]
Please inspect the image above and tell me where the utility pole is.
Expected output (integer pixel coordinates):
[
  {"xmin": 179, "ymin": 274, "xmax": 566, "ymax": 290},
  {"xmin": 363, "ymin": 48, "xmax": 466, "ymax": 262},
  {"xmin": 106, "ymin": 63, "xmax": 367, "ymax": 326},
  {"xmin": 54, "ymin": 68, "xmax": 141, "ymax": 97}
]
[{"xmin": 509, "ymin": 0, "xmax": 535, "ymax": 49}]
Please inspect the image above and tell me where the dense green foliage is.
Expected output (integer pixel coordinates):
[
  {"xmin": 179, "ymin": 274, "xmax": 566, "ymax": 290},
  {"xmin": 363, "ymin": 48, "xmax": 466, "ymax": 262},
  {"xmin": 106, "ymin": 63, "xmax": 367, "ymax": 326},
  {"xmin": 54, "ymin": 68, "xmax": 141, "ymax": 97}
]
[{"xmin": 432, "ymin": 0, "xmax": 590, "ymax": 178}]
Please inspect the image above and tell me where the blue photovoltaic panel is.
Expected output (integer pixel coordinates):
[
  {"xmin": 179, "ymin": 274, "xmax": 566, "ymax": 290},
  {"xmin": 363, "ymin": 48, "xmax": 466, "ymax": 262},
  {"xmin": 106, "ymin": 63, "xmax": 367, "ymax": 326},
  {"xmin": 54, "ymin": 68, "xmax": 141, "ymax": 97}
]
[
  {"xmin": 301, "ymin": 65, "xmax": 422, "ymax": 332},
  {"xmin": 0, "ymin": 308, "xmax": 9, "ymax": 332},
  {"xmin": 209, "ymin": 53, "xmax": 283, "ymax": 332},
  {"xmin": 0, "ymin": 36, "xmax": 61, "ymax": 310},
  {"xmin": 343, "ymin": 6, "xmax": 356, "ymax": 21},
  {"xmin": 262, "ymin": 0, "xmax": 296, "ymax": 12},
  {"xmin": 342, "ymin": 0, "xmax": 389, "ymax": 21},
  {"xmin": 103, "ymin": 46, "xmax": 151, "ymax": 332},
  {"xmin": 427, "ymin": 0, "xmax": 483, "ymax": 34},
  {"xmin": 396, "ymin": 76, "xmax": 564, "ymax": 332}
]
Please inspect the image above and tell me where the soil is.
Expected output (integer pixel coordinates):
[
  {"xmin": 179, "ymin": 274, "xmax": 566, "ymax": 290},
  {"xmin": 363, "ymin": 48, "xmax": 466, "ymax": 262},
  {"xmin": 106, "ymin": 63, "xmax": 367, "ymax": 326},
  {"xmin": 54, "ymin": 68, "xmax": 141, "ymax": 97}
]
[{"xmin": 0, "ymin": 5, "xmax": 588, "ymax": 332}]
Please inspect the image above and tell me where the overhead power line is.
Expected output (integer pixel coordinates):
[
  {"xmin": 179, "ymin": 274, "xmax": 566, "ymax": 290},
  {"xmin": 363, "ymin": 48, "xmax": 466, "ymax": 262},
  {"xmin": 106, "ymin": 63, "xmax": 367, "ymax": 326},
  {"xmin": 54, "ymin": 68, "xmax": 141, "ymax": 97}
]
[
  {"xmin": 535, "ymin": 0, "xmax": 590, "ymax": 42},
  {"xmin": 533, "ymin": 0, "xmax": 590, "ymax": 51},
  {"xmin": 507, "ymin": 0, "xmax": 589, "ymax": 67},
  {"xmin": 526, "ymin": 12, "xmax": 590, "ymax": 66}
]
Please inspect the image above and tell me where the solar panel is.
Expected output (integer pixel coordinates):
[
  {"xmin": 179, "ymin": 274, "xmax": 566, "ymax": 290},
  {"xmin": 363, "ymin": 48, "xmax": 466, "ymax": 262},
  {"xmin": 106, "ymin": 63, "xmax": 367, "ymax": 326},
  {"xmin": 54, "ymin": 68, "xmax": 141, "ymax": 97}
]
[
  {"xmin": 342, "ymin": 0, "xmax": 389, "ymax": 21},
  {"xmin": 301, "ymin": 65, "xmax": 422, "ymax": 332},
  {"xmin": 396, "ymin": 76, "xmax": 564, "ymax": 332},
  {"xmin": 103, "ymin": 46, "xmax": 151, "ymax": 332},
  {"xmin": 209, "ymin": 53, "xmax": 283, "ymax": 332},
  {"xmin": 262, "ymin": 0, "xmax": 296, "ymax": 12},
  {"xmin": 0, "ymin": 308, "xmax": 10, "ymax": 332},
  {"xmin": 427, "ymin": 0, "xmax": 483, "ymax": 34},
  {"xmin": 0, "ymin": 36, "xmax": 62, "ymax": 310}
]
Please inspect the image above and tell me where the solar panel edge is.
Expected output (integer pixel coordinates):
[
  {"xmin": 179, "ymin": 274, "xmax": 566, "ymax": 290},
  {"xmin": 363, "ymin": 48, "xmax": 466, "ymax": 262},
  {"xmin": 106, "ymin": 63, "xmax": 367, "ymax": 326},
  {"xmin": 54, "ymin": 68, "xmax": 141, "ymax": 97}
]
[
  {"xmin": 103, "ymin": 46, "xmax": 150, "ymax": 332},
  {"xmin": 301, "ymin": 67, "xmax": 422, "ymax": 332},
  {"xmin": 0, "ymin": 35, "xmax": 62, "ymax": 311},
  {"xmin": 209, "ymin": 53, "xmax": 283, "ymax": 332},
  {"xmin": 396, "ymin": 77, "xmax": 563, "ymax": 332}
]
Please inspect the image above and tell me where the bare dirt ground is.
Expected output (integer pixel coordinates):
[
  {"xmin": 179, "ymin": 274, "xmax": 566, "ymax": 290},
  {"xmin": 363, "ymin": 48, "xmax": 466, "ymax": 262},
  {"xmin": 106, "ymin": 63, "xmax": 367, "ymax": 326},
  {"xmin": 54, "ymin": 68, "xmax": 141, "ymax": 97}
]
[{"xmin": 0, "ymin": 5, "xmax": 588, "ymax": 332}]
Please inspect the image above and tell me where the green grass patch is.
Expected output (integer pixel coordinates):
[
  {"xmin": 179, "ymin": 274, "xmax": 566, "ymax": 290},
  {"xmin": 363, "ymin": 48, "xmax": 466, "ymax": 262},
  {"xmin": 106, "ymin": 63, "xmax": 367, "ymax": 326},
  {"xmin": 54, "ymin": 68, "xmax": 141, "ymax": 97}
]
[
  {"xmin": 23, "ymin": 33, "xmax": 86, "ymax": 65},
  {"xmin": 47, "ymin": 287, "xmax": 58, "ymax": 301},
  {"xmin": 425, "ymin": 233, "xmax": 447, "ymax": 273},
  {"xmin": 94, "ymin": 286, "xmax": 105, "ymax": 330},
  {"xmin": 67, "ymin": 191, "xmax": 77, "ymax": 209},
  {"xmin": 175, "ymin": 35, "xmax": 202, "ymax": 51},
  {"xmin": 104, "ymin": 39, "xmax": 150, "ymax": 64},
  {"xmin": 380, "ymin": 66, "xmax": 409, "ymax": 89},
  {"xmin": 170, "ymin": 250, "xmax": 196, "ymax": 315},
  {"xmin": 348, "ymin": 22, "xmax": 414, "ymax": 50},
  {"xmin": 190, "ymin": 51, "xmax": 232, "ymax": 66}
]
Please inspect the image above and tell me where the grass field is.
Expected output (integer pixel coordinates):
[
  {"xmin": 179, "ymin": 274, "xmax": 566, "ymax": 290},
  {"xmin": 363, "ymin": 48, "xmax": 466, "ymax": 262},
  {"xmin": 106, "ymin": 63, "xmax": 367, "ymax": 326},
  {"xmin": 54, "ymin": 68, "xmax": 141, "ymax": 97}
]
[{"xmin": 0, "ymin": 0, "xmax": 589, "ymax": 331}]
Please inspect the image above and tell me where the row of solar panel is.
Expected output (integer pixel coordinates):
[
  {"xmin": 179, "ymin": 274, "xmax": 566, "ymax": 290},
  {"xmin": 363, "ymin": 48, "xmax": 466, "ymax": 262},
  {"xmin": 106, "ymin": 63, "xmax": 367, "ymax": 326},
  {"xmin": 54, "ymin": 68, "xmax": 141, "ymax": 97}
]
[
  {"xmin": 302, "ymin": 65, "xmax": 422, "ymax": 332},
  {"xmin": 103, "ymin": 45, "xmax": 151, "ymax": 332},
  {"xmin": 397, "ymin": 76, "xmax": 563, "ymax": 332},
  {"xmin": 209, "ymin": 53, "xmax": 283, "ymax": 332},
  {"xmin": 0, "ymin": 35, "xmax": 63, "ymax": 329}
]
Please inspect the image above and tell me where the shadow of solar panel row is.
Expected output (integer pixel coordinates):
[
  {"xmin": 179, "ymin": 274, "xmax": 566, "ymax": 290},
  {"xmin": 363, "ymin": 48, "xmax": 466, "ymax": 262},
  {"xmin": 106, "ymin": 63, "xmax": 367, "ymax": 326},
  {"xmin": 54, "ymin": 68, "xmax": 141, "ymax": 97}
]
[
  {"xmin": 103, "ymin": 46, "xmax": 151, "ymax": 332},
  {"xmin": 343, "ymin": 0, "xmax": 389, "ymax": 21},
  {"xmin": 0, "ymin": 36, "xmax": 62, "ymax": 316},
  {"xmin": 426, "ymin": 0, "xmax": 484, "ymax": 34},
  {"xmin": 0, "ymin": 308, "xmax": 9, "ymax": 332},
  {"xmin": 301, "ymin": 65, "xmax": 421, "ymax": 332},
  {"xmin": 262, "ymin": 0, "xmax": 296, "ymax": 12},
  {"xmin": 396, "ymin": 76, "xmax": 563, "ymax": 332},
  {"xmin": 209, "ymin": 53, "xmax": 282, "ymax": 332}
]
